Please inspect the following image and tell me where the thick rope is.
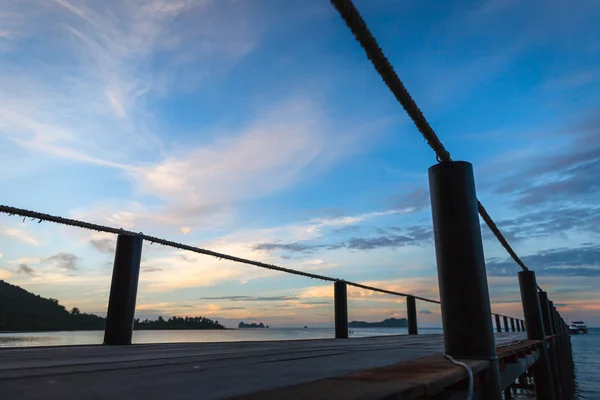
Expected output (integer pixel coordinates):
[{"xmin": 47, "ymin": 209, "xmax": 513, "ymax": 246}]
[
  {"xmin": 346, "ymin": 282, "xmax": 440, "ymax": 305},
  {"xmin": 330, "ymin": 0, "xmax": 450, "ymax": 162},
  {"xmin": 330, "ymin": 0, "xmax": 538, "ymax": 287},
  {"xmin": 0, "ymin": 205, "xmax": 441, "ymax": 302},
  {"xmin": 0, "ymin": 205, "xmax": 336, "ymax": 282}
]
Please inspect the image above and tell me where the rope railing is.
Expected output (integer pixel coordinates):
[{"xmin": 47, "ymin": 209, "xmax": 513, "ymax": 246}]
[
  {"xmin": 0, "ymin": 205, "xmax": 337, "ymax": 282},
  {"xmin": 0, "ymin": 204, "xmax": 528, "ymax": 324},
  {"xmin": 0, "ymin": 205, "xmax": 431, "ymax": 299},
  {"xmin": 330, "ymin": 0, "xmax": 538, "ymax": 289}
]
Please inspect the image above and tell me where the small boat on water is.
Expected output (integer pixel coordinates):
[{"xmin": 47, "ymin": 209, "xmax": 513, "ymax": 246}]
[{"xmin": 569, "ymin": 320, "xmax": 588, "ymax": 334}]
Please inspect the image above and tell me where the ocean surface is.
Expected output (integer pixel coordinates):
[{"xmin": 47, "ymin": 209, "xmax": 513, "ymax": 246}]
[
  {"xmin": 1, "ymin": 327, "xmax": 597, "ymax": 399},
  {"xmin": 571, "ymin": 327, "xmax": 600, "ymax": 400}
]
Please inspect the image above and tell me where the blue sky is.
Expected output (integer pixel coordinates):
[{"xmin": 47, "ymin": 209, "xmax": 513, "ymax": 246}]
[{"xmin": 0, "ymin": 0, "xmax": 599, "ymax": 328}]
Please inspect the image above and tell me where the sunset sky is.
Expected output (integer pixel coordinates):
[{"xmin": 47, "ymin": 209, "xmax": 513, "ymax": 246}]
[{"xmin": 0, "ymin": 0, "xmax": 598, "ymax": 328}]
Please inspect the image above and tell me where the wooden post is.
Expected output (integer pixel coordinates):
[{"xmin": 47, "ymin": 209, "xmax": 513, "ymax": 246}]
[
  {"xmin": 428, "ymin": 161, "xmax": 501, "ymax": 398},
  {"xmin": 503, "ymin": 316, "xmax": 510, "ymax": 332},
  {"xmin": 538, "ymin": 292, "xmax": 563, "ymax": 399},
  {"xmin": 516, "ymin": 318, "xmax": 521, "ymax": 332},
  {"xmin": 495, "ymin": 314, "xmax": 502, "ymax": 333},
  {"xmin": 334, "ymin": 281, "xmax": 348, "ymax": 339},
  {"xmin": 407, "ymin": 295, "xmax": 418, "ymax": 335},
  {"xmin": 104, "ymin": 234, "xmax": 143, "ymax": 345},
  {"xmin": 518, "ymin": 270, "xmax": 555, "ymax": 400},
  {"xmin": 553, "ymin": 306, "xmax": 572, "ymax": 398},
  {"xmin": 510, "ymin": 318, "xmax": 516, "ymax": 332},
  {"xmin": 520, "ymin": 320, "xmax": 525, "ymax": 332},
  {"xmin": 548, "ymin": 301, "xmax": 567, "ymax": 397}
]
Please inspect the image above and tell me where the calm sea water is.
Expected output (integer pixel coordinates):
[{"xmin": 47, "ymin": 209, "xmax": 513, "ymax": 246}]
[
  {"xmin": 571, "ymin": 327, "xmax": 600, "ymax": 400},
  {"xmin": 0, "ymin": 327, "xmax": 596, "ymax": 399}
]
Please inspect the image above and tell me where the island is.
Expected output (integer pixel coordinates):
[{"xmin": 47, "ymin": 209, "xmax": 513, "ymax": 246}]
[
  {"xmin": 348, "ymin": 317, "xmax": 408, "ymax": 328},
  {"xmin": 134, "ymin": 317, "xmax": 224, "ymax": 330},
  {"xmin": 238, "ymin": 322, "xmax": 267, "ymax": 328},
  {"xmin": 0, "ymin": 280, "xmax": 225, "ymax": 331}
]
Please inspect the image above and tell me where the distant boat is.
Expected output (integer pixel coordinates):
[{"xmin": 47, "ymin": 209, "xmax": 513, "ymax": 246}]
[
  {"xmin": 570, "ymin": 321, "xmax": 588, "ymax": 334},
  {"xmin": 304, "ymin": 326, "xmax": 307, "ymax": 328},
  {"xmin": 569, "ymin": 325, "xmax": 579, "ymax": 335}
]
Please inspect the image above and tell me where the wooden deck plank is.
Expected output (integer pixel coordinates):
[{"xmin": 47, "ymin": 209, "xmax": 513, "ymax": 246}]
[{"xmin": 0, "ymin": 333, "xmax": 526, "ymax": 400}]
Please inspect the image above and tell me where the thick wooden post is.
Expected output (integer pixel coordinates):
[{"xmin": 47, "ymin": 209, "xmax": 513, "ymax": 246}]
[
  {"xmin": 548, "ymin": 301, "xmax": 566, "ymax": 397},
  {"xmin": 518, "ymin": 271, "xmax": 555, "ymax": 400},
  {"xmin": 428, "ymin": 161, "xmax": 501, "ymax": 398},
  {"xmin": 495, "ymin": 314, "xmax": 502, "ymax": 333},
  {"xmin": 104, "ymin": 234, "xmax": 143, "ymax": 345},
  {"xmin": 407, "ymin": 296, "xmax": 418, "ymax": 335},
  {"xmin": 552, "ymin": 305, "xmax": 572, "ymax": 398},
  {"xmin": 503, "ymin": 316, "xmax": 510, "ymax": 332},
  {"xmin": 334, "ymin": 281, "xmax": 348, "ymax": 339},
  {"xmin": 538, "ymin": 292, "xmax": 553, "ymax": 333},
  {"xmin": 510, "ymin": 318, "xmax": 516, "ymax": 332}
]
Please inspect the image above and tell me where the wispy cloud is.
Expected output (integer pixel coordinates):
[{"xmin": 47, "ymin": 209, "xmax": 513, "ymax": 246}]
[
  {"xmin": 89, "ymin": 238, "xmax": 116, "ymax": 254},
  {"xmin": 487, "ymin": 245, "xmax": 600, "ymax": 277},
  {"xmin": 254, "ymin": 224, "xmax": 432, "ymax": 254},
  {"xmin": 44, "ymin": 252, "xmax": 78, "ymax": 271},
  {"xmin": 0, "ymin": 0, "xmax": 258, "ymax": 175},
  {"xmin": 17, "ymin": 263, "xmax": 36, "ymax": 276},
  {"xmin": 69, "ymin": 97, "xmax": 373, "ymax": 233},
  {"xmin": 491, "ymin": 114, "xmax": 600, "ymax": 209},
  {"xmin": 197, "ymin": 296, "xmax": 297, "ymax": 302},
  {"xmin": 0, "ymin": 226, "xmax": 41, "ymax": 246}
]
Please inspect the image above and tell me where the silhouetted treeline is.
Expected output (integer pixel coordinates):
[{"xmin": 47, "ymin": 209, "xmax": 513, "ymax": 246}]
[
  {"xmin": 0, "ymin": 280, "xmax": 225, "ymax": 332},
  {"xmin": 134, "ymin": 316, "xmax": 225, "ymax": 330},
  {"xmin": 238, "ymin": 322, "xmax": 266, "ymax": 328},
  {"xmin": 348, "ymin": 317, "xmax": 408, "ymax": 328}
]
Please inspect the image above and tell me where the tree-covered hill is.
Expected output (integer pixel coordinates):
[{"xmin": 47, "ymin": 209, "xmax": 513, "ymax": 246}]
[
  {"xmin": 0, "ymin": 280, "xmax": 105, "ymax": 331},
  {"xmin": 0, "ymin": 280, "xmax": 224, "ymax": 331}
]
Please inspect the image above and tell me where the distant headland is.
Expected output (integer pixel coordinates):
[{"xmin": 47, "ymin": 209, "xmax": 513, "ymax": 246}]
[{"xmin": 348, "ymin": 317, "xmax": 408, "ymax": 328}]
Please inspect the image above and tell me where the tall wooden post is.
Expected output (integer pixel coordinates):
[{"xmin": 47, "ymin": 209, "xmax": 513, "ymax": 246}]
[
  {"xmin": 407, "ymin": 296, "xmax": 418, "ymax": 335},
  {"xmin": 104, "ymin": 234, "xmax": 143, "ymax": 345},
  {"xmin": 334, "ymin": 281, "xmax": 348, "ymax": 339},
  {"xmin": 552, "ymin": 305, "xmax": 571, "ymax": 398},
  {"xmin": 518, "ymin": 271, "xmax": 555, "ymax": 399},
  {"xmin": 428, "ymin": 161, "xmax": 501, "ymax": 398},
  {"xmin": 539, "ymin": 292, "xmax": 563, "ymax": 399}
]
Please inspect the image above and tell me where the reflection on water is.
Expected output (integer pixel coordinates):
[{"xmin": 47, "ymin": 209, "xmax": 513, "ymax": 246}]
[
  {"xmin": 0, "ymin": 327, "xmax": 444, "ymax": 348},
  {"xmin": 0, "ymin": 331, "xmax": 105, "ymax": 347}
]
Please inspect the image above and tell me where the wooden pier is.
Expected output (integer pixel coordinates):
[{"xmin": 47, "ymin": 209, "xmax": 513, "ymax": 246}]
[
  {"xmin": 0, "ymin": 159, "xmax": 577, "ymax": 399},
  {"xmin": 0, "ymin": 333, "xmax": 539, "ymax": 399},
  {"xmin": 0, "ymin": 1, "xmax": 578, "ymax": 396},
  {"xmin": 0, "ymin": 160, "xmax": 577, "ymax": 399}
]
